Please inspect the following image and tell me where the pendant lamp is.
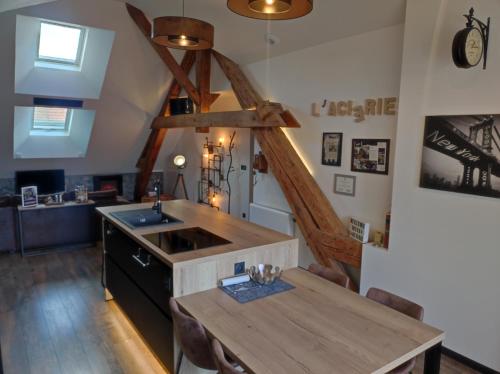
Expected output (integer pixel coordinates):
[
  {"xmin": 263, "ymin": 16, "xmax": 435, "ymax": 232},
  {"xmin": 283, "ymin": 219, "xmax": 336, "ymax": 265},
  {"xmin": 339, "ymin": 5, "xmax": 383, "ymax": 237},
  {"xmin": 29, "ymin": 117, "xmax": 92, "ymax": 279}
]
[
  {"xmin": 227, "ymin": 0, "xmax": 313, "ymax": 20},
  {"xmin": 153, "ymin": 0, "xmax": 214, "ymax": 50}
]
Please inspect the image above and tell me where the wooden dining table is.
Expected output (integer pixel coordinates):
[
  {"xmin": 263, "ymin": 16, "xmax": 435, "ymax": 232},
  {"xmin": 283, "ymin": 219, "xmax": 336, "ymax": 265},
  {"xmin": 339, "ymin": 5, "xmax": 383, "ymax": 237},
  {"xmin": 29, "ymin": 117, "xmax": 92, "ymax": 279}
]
[{"xmin": 176, "ymin": 267, "xmax": 445, "ymax": 374}]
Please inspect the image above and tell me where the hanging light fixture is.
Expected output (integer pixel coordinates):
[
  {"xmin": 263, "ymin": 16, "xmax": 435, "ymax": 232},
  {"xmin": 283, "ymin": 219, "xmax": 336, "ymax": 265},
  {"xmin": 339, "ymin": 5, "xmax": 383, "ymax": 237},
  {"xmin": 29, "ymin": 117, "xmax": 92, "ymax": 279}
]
[
  {"xmin": 227, "ymin": 0, "xmax": 313, "ymax": 20},
  {"xmin": 153, "ymin": 0, "xmax": 214, "ymax": 50}
]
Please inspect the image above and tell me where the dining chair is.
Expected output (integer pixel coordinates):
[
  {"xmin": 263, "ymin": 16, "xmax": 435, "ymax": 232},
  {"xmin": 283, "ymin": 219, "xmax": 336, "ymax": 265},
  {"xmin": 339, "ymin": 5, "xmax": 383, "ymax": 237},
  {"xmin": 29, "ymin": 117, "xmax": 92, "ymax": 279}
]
[
  {"xmin": 169, "ymin": 298, "xmax": 217, "ymax": 374},
  {"xmin": 366, "ymin": 288, "xmax": 424, "ymax": 374},
  {"xmin": 308, "ymin": 263, "xmax": 350, "ymax": 289},
  {"xmin": 211, "ymin": 339, "xmax": 245, "ymax": 374}
]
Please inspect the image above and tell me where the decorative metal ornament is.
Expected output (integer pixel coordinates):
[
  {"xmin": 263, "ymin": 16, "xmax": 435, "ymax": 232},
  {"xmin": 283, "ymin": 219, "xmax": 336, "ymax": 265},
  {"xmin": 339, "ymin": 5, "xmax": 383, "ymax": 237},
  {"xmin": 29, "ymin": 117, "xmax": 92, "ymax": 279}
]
[{"xmin": 227, "ymin": 0, "xmax": 313, "ymax": 20}]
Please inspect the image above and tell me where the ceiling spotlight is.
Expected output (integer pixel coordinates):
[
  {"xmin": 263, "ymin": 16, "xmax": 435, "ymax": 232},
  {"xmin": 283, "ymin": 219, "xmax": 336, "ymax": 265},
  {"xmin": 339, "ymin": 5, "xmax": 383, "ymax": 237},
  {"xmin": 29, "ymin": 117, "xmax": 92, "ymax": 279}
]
[
  {"xmin": 227, "ymin": 0, "xmax": 312, "ymax": 20},
  {"xmin": 173, "ymin": 155, "xmax": 187, "ymax": 169}
]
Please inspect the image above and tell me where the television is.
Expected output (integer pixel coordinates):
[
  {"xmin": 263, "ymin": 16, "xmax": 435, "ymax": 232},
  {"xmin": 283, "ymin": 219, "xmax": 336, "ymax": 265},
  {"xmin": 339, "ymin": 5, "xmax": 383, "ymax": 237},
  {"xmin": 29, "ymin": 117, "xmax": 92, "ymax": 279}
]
[{"xmin": 16, "ymin": 169, "xmax": 65, "ymax": 195}]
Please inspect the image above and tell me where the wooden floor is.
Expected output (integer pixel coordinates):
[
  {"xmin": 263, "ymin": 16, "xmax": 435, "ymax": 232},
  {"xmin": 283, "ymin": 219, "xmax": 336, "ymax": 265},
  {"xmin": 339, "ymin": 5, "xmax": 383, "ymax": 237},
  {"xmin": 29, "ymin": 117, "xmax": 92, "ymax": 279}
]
[{"xmin": 0, "ymin": 247, "xmax": 480, "ymax": 374}]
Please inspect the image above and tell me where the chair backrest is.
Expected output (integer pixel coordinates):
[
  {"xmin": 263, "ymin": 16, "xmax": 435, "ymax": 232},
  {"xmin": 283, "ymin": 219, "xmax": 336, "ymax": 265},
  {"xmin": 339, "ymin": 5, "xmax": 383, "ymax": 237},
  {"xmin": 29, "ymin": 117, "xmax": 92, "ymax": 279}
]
[
  {"xmin": 169, "ymin": 298, "xmax": 217, "ymax": 370},
  {"xmin": 366, "ymin": 288, "xmax": 424, "ymax": 321},
  {"xmin": 308, "ymin": 263, "xmax": 350, "ymax": 289},
  {"xmin": 211, "ymin": 339, "xmax": 244, "ymax": 374}
]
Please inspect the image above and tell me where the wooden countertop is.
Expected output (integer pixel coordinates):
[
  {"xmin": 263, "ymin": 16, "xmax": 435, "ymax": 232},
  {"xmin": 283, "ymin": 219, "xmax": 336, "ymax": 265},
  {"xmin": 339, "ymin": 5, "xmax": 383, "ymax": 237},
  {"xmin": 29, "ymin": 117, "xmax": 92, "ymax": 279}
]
[
  {"xmin": 177, "ymin": 268, "xmax": 445, "ymax": 374},
  {"xmin": 97, "ymin": 200, "xmax": 296, "ymax": 267}
]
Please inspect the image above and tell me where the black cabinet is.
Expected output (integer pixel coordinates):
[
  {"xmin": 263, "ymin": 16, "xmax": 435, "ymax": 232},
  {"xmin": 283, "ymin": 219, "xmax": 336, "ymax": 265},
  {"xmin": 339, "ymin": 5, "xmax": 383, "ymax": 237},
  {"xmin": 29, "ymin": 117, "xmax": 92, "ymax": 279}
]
[
  {"xmin": 104, "ymin": 221, "xmax": 174, "ymax": 372},
  {"xmin": 19, "ymin": 202, "xmax": 96, "ymax": 255},
  {"xmin": 104, "ymin": 222, "xmax": 173, "ymax": 315}
]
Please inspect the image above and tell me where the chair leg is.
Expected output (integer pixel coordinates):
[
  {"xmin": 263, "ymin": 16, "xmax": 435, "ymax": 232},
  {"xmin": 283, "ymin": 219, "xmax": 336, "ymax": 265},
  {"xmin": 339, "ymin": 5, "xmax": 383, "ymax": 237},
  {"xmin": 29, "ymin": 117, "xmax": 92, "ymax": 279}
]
[{"xmin": 175, "ymin": 350, "xmax": 184, "ymax": 374}]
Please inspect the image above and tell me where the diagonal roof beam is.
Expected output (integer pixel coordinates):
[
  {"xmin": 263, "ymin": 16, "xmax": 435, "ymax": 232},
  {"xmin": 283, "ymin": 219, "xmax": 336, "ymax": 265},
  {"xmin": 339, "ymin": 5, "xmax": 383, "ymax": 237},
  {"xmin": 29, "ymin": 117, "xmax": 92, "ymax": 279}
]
[
  {"xmin": 212, "ymin": 49, "xmax": 362, "ymax": 278},
  {"xmin": 126, "ymin": 3, "xmax": 200, "ymax": 106},
  {"xmin": 134, "ymin": 50, "xmax": 196, "ymax": 200}
]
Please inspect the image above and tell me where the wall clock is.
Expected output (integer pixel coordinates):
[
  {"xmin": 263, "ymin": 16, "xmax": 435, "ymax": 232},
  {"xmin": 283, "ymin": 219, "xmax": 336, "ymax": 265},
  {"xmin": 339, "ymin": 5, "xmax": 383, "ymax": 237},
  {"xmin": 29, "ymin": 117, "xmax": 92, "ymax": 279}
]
[{"xmin": 452, "ymin": 8, "xmax": 490, "ymax": 70}]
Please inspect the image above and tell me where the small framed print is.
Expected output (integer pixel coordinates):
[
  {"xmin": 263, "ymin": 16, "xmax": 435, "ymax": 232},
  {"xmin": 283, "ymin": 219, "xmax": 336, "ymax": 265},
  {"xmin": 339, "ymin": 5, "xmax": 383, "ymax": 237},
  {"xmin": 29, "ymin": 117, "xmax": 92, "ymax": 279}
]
[
  {"xmin": 334, "ymin": 174, "xmax": 356, "ymax": 196},
  {"xmin": 351, "ymin": 138, "xmax": 390, "ymax": 175},
  {"xmin": 322, "ymin": 132, "xmax": 343, "ymax": 166},
  {"xmin": 21, "ymin": 186, "xmax": 38, "ymax": 208}
]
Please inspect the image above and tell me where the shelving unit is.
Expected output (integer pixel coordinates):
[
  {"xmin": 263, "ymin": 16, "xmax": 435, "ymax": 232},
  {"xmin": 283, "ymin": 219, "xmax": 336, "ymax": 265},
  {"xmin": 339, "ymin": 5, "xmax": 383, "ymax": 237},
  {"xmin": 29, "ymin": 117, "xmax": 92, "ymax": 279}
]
[{"xmin": 198, "ymin": 138, "xmax": 224, "ymax": 208}]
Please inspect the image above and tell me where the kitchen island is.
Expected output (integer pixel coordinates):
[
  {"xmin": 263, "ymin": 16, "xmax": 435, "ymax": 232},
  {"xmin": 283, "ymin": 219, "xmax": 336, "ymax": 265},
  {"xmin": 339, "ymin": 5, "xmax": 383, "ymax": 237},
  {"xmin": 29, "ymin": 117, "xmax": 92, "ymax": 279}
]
[{"xmin": 97, "ymin": 200, "xmax": 298, "ymax": 373}]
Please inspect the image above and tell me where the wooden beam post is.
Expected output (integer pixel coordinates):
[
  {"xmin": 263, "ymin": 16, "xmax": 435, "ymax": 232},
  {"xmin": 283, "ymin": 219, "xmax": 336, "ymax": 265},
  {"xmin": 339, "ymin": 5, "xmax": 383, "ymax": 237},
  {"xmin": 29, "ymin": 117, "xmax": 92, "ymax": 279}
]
[
  {"xmin": 134, "ymin": 51, "xmax": 196, "ymax": 200},
  {"xmin": 195, "ymin": 49, "xmax": 212, "ymax": 133},
  {"xmin": 212, "ymin": 50, "xmax": 261, "ymax": 110},
  {"xmin": 213, "ymin": 50, "xmax": 362, "ymax": 274}
]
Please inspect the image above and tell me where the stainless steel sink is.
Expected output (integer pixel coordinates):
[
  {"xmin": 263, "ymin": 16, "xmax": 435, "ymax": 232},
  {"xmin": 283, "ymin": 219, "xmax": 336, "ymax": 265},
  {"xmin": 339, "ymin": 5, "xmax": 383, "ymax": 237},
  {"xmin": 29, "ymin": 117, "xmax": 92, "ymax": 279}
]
[{"xmin": 110, "ymin": 209, "xmax": 183, "ymax": 229}]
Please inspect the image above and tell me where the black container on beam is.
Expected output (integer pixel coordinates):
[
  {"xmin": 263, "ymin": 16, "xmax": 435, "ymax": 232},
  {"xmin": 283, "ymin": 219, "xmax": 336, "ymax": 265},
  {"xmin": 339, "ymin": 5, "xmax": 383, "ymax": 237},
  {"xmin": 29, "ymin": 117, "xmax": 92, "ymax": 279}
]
[{"xmin": 169, "ymin": 98, "xmax": 194, "ymax": 115}]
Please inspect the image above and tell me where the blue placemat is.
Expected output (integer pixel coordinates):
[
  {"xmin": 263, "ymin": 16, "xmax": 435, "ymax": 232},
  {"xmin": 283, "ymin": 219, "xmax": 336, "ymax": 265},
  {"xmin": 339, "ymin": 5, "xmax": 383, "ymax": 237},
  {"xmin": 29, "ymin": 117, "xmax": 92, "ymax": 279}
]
[{"xmin": 220, "ymin": 279, "xmax": 295, "ymax": 303}]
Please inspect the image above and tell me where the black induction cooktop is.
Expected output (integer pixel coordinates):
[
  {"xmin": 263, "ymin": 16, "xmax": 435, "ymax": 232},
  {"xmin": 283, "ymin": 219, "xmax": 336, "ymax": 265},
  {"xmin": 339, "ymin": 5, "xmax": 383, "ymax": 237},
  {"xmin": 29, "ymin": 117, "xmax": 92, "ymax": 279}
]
[{"xmin": 142, "ymin": 227, "xmax": 231, "ymax": 255}]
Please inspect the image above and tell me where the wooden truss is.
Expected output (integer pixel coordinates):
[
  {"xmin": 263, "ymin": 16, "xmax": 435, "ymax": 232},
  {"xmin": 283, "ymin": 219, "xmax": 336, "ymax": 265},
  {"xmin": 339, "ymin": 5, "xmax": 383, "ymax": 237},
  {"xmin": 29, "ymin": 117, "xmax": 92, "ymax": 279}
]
[{"xmin": 127, "ymin": 4, "xmax": 362, "ymax": 276}]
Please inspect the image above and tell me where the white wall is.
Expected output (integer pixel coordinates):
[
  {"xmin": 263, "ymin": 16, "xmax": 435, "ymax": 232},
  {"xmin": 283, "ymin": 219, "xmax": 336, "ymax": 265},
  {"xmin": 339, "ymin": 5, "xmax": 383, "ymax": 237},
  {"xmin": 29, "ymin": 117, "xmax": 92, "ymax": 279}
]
[
  {"xmin": 0, "ymin": 0, "xmax": 182, "ymax": 179},
  {"xmin": 166, "ymin": 91, "xmax": 252, "ymax": 220},
  {"xmin": 243, "ymin": 26, "xmax": 403, "ymax": 271},
  {"xmin": 361, "ymin": 0, "xmax": 500, "ymax": 370},
  {"xmin": 245, "ymin": 25, "xmax": 403, "ymax": 234},
  {"xmin": 15, "ymin": 15, "xmax": 115, "ymax": 99},
  {"xmin": 13, "ymin": 106, "xmax": 95, "ymax": 158}
]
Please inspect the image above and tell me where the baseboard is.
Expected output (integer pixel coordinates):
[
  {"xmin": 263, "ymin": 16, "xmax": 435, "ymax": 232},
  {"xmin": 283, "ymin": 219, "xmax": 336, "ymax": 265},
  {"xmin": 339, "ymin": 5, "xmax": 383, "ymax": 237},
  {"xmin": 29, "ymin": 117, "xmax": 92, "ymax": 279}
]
[
  {"xmin": 442, "ymin": 347, "xmax": 499, "ymax": 374},
  {"xmin": 0, "ymin": 342, "xmax": 3, "ymax": 374}
]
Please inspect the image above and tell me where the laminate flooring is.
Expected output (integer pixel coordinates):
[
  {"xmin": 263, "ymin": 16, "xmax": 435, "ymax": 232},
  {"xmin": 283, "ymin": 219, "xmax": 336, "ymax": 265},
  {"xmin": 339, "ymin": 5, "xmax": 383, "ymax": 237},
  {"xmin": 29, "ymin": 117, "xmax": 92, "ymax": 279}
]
[{"xmin": 0, "ymin": 247, "xmax": 483, "ymax": 374}]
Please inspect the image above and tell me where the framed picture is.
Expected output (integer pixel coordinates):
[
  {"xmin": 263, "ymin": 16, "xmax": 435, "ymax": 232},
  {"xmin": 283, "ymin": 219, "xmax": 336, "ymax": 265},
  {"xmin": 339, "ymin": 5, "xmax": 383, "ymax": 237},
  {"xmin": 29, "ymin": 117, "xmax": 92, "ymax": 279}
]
[
  {"xmin": 334, "ymin": 174, "xmax": 356, "ymax": 196},
  {"xmin": 322, "ymin": 133, "xmax": 343, "ymax": 166},
  {"xmin": 351, "ymin": 138, "xmax": 390, "ymax": 175},
  {"xmin": 21, "ymin": 186, "xmax": 38, "ymax": 207},
  {"xmin": 420, "ymin": 114, "xmax": 500, "ymax": 199}
]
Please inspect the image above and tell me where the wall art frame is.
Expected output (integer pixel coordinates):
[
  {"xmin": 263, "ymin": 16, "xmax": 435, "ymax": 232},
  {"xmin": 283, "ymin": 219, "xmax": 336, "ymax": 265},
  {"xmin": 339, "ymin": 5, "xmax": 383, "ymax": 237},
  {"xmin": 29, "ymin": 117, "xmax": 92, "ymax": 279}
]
[
  {"xmin": 322, "ymin": 132, "xmax": 343, "ymax": 167},
  {"xmin": 351, "ymin": 138, "xmax": 390, "ymax": 175}
]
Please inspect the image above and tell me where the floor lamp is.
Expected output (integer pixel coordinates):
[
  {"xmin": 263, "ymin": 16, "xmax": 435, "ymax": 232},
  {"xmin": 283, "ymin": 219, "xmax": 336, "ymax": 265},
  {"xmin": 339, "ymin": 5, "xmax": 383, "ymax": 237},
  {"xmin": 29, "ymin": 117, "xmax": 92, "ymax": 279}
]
[{"xmin": 172, "ymin": 155, "xmax": 189, "ymax": 200}]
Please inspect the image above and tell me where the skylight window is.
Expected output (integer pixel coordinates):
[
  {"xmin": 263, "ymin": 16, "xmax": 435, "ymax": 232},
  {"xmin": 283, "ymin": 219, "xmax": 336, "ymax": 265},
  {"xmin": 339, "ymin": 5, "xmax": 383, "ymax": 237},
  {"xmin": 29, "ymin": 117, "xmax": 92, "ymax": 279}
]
[
  {"xmin": 37, "ymin": 21, "xmax": 86, "ymax": 66},
  {"xmin": 31, "ymin": 107, "xmax": 72, "ymax": 136}
]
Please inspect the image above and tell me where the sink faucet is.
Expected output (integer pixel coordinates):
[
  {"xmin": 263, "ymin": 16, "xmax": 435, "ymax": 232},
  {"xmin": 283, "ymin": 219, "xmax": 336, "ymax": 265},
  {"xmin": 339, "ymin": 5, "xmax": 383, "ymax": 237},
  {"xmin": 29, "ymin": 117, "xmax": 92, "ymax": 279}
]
[{"xmin": 152, "ymin": 179, "xmax": 162, "ymax": 215}]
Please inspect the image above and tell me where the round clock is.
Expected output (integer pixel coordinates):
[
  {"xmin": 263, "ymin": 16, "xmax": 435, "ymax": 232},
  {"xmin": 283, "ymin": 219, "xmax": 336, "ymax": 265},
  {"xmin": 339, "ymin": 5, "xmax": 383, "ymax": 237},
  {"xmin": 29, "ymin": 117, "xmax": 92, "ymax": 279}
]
[{"xmin": 452, "ymin": 26, "xmax": 484, "ymax": 68}]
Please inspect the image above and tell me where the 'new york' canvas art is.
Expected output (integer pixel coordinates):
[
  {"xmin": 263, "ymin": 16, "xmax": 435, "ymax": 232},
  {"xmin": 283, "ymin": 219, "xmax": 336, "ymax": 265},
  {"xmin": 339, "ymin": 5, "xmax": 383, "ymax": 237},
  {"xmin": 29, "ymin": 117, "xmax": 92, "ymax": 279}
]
[{"xmin": 420, "ymin": 115, "xmax": 500, "ymax": 198}]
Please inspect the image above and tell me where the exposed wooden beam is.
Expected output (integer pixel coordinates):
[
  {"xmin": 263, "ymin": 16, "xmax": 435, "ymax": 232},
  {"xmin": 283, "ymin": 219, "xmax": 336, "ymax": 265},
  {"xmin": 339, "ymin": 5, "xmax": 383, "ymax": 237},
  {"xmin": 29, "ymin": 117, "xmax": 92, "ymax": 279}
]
[
  {"xmin": 126, "ymin": 3, "xmax": 200, "ymax": 106},
  {"xmin": 152, "ymin": 110, "xmax": 287, "ymax": 129},
  {"xmin": 256, "ymin": 101, "xmax": 286, "ymax": 126},
  {"xmin": 134, "ymin": 50, "xmax": 196, "ymax": 200},
  {"xmin": 280, "ymin": 110, "xmax": 301, "ymax": 128},
  {"xmin": 212, "ymin": 50, "xmax": 261, "ymax": 110},
  {"xmin": 212, "ymin": 50, "xmax": 362, "ymax": 271},
  {"xmin": 254, "ymin": 129, "xmax": 330, "ymax": 266},
  {"xmin": 137, "ymin": 50, "xmax": 196, "ymax": 169},
  {"xmin": 195, "ymin": 49, "xmax": 212, "ymax": 133}
]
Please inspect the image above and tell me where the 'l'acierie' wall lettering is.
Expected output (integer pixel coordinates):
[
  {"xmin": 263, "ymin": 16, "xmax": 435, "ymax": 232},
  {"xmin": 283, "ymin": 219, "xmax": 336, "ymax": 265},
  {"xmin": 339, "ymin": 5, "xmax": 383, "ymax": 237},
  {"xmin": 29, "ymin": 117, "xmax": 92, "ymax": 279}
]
[{"xmin": 311, "ymin": 97, "xmax": 398, "ymax": 123}]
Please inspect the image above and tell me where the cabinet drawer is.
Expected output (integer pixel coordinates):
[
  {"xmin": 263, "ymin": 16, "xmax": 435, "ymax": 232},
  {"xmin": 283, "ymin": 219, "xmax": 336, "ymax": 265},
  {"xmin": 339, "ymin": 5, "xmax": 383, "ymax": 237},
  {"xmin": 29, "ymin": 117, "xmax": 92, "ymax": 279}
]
[
  {"xmin": 106, "ymin": 256, "xmax": 174, "ymax": 372},
  {"xmin": 104, "ymin": 222, "xmax": 172, "ymax": 315}
]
